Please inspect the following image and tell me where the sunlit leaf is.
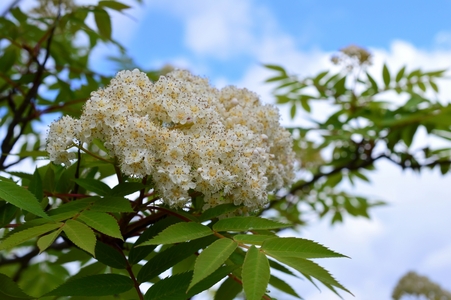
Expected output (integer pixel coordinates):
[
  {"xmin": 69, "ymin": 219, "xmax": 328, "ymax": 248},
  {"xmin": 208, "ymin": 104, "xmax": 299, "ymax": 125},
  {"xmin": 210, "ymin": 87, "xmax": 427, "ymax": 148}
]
[
  {"xmin": 140, "ymin": 222, "xmax": 213, "ymax": 246},
  {"xmin": 63, "ymin": 219, "xmax": 96, "ymax": 256},
  {"xmin": 213, "ymin": 216, "xmax": 290, "ymax": 232},
  {"xmin": 78, "ymin": 211, "xmax": 123, "ymax": 240},
  {"xmin": 188, "ymin": 238, "xmax": 237, "ymax": 290},
  {"xmin": 261, "ymin": 237, "xmax": 348, "ymax": 259},
  {"xmin": 0, "ymin": 180, "xmax": 51, "ymax": 220},
  {"xmin": 242, "ymin": 245, "xmax": 270, "ymax": 300},
  {"xmin": 0, "ymin": 223, "xmax": 62, "ymax": 251}
]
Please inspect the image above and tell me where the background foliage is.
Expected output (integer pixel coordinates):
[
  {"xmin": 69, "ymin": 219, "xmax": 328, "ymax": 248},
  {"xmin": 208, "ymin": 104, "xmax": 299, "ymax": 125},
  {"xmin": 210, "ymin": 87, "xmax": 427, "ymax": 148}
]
[{"xmin": 1, "ymin": 1, "xmax": 450, "ymax": 299}]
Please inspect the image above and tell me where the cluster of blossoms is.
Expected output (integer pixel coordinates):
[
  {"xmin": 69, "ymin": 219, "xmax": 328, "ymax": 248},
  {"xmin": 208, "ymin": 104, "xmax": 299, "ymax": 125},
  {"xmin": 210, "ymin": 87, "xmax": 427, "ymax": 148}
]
[
  {"xmin": 392, "ymin": 271, "xmax": 451, "ymax": 300},
  {"xmin": 46, "ymin": 69, "xmax": 295, "ymax": 210}
]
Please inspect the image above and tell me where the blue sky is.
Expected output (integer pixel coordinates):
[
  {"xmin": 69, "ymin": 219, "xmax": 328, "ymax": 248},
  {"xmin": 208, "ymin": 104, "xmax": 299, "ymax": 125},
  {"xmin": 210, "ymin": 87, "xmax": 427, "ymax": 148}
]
[{"xmin": 2, "ymin": 0, "xmax": 451, "ymax": 299}]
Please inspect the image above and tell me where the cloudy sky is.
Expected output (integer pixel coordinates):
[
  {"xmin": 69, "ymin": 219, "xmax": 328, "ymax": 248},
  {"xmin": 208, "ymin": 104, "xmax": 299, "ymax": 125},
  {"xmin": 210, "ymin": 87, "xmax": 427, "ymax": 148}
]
[{"xmin": 3, "ymin": 0, "xmax": 451, "ymax": 299}]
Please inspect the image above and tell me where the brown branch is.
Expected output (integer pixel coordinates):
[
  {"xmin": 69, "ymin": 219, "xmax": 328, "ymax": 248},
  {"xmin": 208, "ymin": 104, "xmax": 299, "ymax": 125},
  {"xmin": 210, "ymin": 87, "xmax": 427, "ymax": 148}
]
[{"xmin": 0, "ymin": 1, "xmax": 62, "ymax": 170}]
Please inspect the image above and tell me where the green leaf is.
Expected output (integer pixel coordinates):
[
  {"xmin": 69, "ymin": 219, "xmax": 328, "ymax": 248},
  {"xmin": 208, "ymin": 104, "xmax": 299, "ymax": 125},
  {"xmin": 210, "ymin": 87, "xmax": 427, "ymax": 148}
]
[
  {"xmin": 0, "ymin": 273, "xmax": 33, "ymax": 299},
  {"xmin": 233, "ymin": 234, "xmax": 275, "ymax": 245},
  {"xmin": 383, "ymin": 63, "xmax": 391, "ymax": 87},
  {"xmin": 129, "ymin": 216, "xmax": 181, "ymax": 264},
  {"xmin": 63, "ymin": 219, "xmax": 97, "ymax": 256},
  {"xmin": 0, "ymin": 45, "xmax": 18, "ymax": 73},
  {"xmin": 140, "ymin": 222, "xmax": 213, "ymax": 246},
  {"xmin": 0, "ymin": 203, "xmax": 17, "ymax": 227},
  {"xmin": 188, "ymin": 238, "xmax": 237, "ymax": 291},
  {"xmin": 429, "ymin": 80, "xmax": 439, "ymax": 93},
  {"xmin": 242, "ymin": 245, "xmax": 270, "ymax": 300},
  {"xmin": 95, "ymin": 241, "xmax": 127, "ymax": 269},
  {"xmin": 74, "ymin": 178, "xmax": 112, "ymax": 196},
  {"xmin": 290, "ymin": 104, "xmax": 297, "ymax": 119},
  {"xmin": 69, "ymin": 262, "xmax": 107, "ymax": 282},
  {"xmin": 396, "ymin": 66, "xmax": 406, "ymax": 82},
  {"xmin": 269, "ymin": 275, "xmax": 301, "ymax": 299},
  {"xmin": 45, "ymin": 274, "xmax": 133, "ymax": 297},
  {"xmin": 262, "ymin": 237, "xmax": 348, "ymax": 259},
  {"xmin": 29, "ymin": 168, "xmax": 43, "ymax": 201},
  {"xmin": 366, "ymin": 72, "xmax": 378, "ymax": 93},
  {"xmin": 37, "ymin": 228, "xmax": 62, "ymax": 253},
  {"xmin": 137, "ymin": 235, "xmax": 217, "ymax": 283},
  {"xmin": 144, "ymin": 272, "xmax": 192, "ymax": 300},
  {"xmin": 110, "ymin": 182, "xmax": 145, "ymax": 196},
  {"xmin": 263, "ymin": 64, "xmax": 287, "ymax": 75},
  {"xmin": 213, "ymin": 216, "xmax": 290, "ymax": 232},
  {"xmin": 0, "ymin": 223, "xmax": 62, "ymax": 251},
  {"xmin": 188, "ymin": 265, "xmax": 238, "ymax": 297},
  {"xmin": 78, "ymin": 211, "xmax": 123, "ymax": 240},
  {"xmin": 98, "ymin": 0, "xmax": 130, "ymax": 10},
  {"xmin": 199, "ymin": 203, "xmax": 242, "ymax": 221},
  {"xmin": 214, "ymin": 276, "xmax": 242, "ymax": 300},
  {"xmin": 272, "ymin": 256, "xmax": 351, "ymax": 295},
  {"xmin": 93, "ymin": 8, "xmax": 112, "ymax": 39},
  {"xmin": 0, "ymin": 180, "xmax": 51, "ymax": 220},
  {"xmin": 145, "ymin": 266, "xmax": 236, "ymax": 300},
  {"xmin": 333, "ymin": 76, "xmax": 347, "ymax": 97}
]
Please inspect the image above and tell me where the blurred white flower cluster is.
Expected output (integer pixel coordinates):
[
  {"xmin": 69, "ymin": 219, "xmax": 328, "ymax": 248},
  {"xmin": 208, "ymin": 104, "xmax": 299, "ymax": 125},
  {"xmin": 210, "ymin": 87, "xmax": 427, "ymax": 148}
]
[{"xmin": 46, "ymin": 69, "xmax": 294, "ymax": 209}]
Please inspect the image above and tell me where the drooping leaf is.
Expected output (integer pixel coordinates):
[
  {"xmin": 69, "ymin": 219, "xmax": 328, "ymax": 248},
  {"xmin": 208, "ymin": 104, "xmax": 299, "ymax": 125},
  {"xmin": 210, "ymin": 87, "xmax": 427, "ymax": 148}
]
[
  {"xmin": 242, "ymin": 245, "xmax": 270, "ymax": 300},
  {"xmin": 94, "ymin": 241, "xmax": 127, "ymax": 269},
  {"xmin": 93, "ymin": 8, "xmax": 112, "ymax": 39},
  {"xmin": 269, "ymin": 275, "xmax": 301, "ymax": 299},
  {"xmin": 188, "ymin": 238, "xmax": 237, "ymax": 290},
  {"xmin": 0, "ymin": 273, "xmax": 33, "ymax": 299},
  {"xmin": 63, "ymin": 219, "xmax": 96, "ymax": 256},
  {"xmin": 261, "ymin": 237, "xmax": 348, "ymax": 259},
  {"xmin": 137, "ymin": 235, "xmax": 217, "ymax": 283},
  {"xmin": 78, "ymin": 211, "xmax": 123, "ymax": 240},
  {"xmin": 213, "ymin": 216, "xmax": 290, "ymax": 232},
  {"xmin": 0, "ymin": 180, "xmax": 51, "ymax": 220},
  {"xmin": 140, "ymin": 222, "xmax": 213, "ymax": 246},
  {"xmin": 263, "ymin": 64, "xmax": 287, "ymax": 75},
  {"xmin": 45, "ymin": 274, "xmax": 133, "ymax": 297},
  {"xmin": 233, "ymin": 234, "xmax": 275, "ymax": 245},
  {"xmin": 37, "ymin": 228, "xmax": 63, "ymax": 253},
  {"xmin": 98, "ymin": 0, "xmax": 130, "ymax": 11},
  {"xmin": 0, "ymin": 223, "xmax": 62, "ymax": 251},
  {"xmin": 74, "ymin": 178, "xmax": 112, "ymax": 196},
  {"xmin": 272, "ymin": 256, "xmax": 351, "ymax": 295},
  {"xmin": 214, "ymin": 276, "xmax": 242, "ymax": 300}
]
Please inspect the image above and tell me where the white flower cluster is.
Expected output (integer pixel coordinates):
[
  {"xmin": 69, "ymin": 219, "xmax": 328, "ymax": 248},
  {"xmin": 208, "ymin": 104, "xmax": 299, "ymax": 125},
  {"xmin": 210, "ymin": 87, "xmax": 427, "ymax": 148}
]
[{"xmin": 46, "ymin": 69, "xmax": 295, "ymax": 210}]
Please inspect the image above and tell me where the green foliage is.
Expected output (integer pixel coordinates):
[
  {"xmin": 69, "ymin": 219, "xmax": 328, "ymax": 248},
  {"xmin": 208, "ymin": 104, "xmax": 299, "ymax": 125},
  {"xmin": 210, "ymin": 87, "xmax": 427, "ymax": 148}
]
[
  {"xmin": 265, "ymin": 45, "xmax": 449, "ymax": 225},
  {"xmin": 45, "ymin": 274, "xmax": 134, "ymax": 297},
  {"xmin": 1, "ymin": 1, "xmax": 448, "ymax": 298}
]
